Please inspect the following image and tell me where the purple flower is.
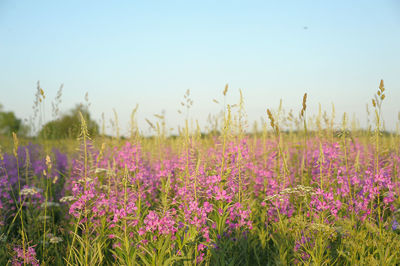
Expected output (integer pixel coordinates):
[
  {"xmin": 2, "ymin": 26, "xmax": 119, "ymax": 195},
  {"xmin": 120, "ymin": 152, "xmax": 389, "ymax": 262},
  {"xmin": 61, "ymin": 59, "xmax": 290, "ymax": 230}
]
[
  {"xmin": 392, "ymin": 219, "xmax": 399, "ymax": 231},
  {"xmin": 12, "ymin": 245, "xmax": 39, "ymax": 266}
]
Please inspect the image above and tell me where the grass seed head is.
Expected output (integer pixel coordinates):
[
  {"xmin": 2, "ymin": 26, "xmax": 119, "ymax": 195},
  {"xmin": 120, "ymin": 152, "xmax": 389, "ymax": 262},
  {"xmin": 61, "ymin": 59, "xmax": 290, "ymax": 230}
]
[
  {"xmin": 267, "ymin": 109, "xmax": 275, "ymax": 128},
  {"xmin": 223, "ymin": 83, "xmax": 229, "ymax": 96},
  {"xmin": 300, "ymin": 93, "xmax": 307, "ymax": 117}
]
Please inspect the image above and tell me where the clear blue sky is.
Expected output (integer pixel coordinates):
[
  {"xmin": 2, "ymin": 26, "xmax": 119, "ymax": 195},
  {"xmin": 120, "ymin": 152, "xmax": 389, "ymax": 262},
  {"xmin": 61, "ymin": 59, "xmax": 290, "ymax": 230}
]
[{"xmin": 1, "ymin": 0, "xmax": 399, "ymax": 135}]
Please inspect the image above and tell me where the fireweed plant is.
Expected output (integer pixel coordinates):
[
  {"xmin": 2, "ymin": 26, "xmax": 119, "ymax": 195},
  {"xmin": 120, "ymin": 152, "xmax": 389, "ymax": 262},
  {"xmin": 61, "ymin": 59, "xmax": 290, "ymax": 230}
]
[{"xmin": 0, "ymin": 80, "xmax": 400, "ymax": 265}]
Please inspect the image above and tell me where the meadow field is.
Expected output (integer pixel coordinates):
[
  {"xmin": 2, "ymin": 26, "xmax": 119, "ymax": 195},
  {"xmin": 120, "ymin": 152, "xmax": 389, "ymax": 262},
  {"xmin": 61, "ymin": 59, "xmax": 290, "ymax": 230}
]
[{"xmin": 1, "ymin": 83, "xmax": 400, "ymax": 265}]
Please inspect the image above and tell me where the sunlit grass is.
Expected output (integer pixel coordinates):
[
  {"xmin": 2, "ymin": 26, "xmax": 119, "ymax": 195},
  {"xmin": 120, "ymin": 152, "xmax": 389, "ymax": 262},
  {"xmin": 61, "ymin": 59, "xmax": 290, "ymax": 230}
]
[{"xmin": 1, "ymin": 80, "xmax": 400, "ymax": 265}]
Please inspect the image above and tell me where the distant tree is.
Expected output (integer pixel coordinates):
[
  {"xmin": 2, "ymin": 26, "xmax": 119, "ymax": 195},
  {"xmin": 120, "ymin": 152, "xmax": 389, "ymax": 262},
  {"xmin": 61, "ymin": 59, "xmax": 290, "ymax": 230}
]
[
  {"xmin": 39, "ymin": 104, "xmax": 99, "ymax": 139},
  {"xmin": 0, "ymin": 104, "xmax": 28, "ymax": 136}
]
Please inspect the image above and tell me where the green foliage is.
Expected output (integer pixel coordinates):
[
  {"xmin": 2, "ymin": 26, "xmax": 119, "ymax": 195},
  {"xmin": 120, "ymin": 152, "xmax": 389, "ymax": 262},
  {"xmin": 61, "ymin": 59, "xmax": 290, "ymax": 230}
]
[
  {"xmin": 3, "ymin": 80, "xmax": 400, "ymax": 265},
  {"xmin": 39, "ymin": 104, "xmax": 99, "ymax": 139},
  {"xmin": 0, "ymin": 104, "xmax": 28, "ymax": 136},
  {"xmin": 335, "ymin": 219, "xmax": 400, "ymax": 265}
]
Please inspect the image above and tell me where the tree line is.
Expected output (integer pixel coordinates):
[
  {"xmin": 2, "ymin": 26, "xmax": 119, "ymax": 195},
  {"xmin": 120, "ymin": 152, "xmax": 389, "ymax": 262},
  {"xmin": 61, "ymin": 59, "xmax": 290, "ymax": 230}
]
[{"xmin": 0, "ymin": 103, "xmax": 99, "ymax": 139}]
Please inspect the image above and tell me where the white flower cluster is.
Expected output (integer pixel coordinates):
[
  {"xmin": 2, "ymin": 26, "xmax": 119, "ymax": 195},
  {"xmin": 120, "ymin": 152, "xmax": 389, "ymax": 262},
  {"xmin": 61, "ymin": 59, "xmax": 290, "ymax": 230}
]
[
  {"xmin": 77, "ymin": 177, "xmax": 93, "ymax": 184},
  {"xmin": 100, "ymin": 184, "xmax": 109, "ymax": 190},
  {"xmin": 280, "ymin": 185, "xmax": 313, "ymax": 195},
  {"xmin": 19, "ymin": 187, "xmax": 42, "ymax": 196},
  {"xmin": 41, "ymin": 202, "xmax": 60, "ymax": 208},
  {"xmin": 47, "ymin": 233, "xmax": 63, "ymax": 244},
  {"xmin": 264, "ymin": 185, "xmax": 314, "ymax": 202},
  {"xmin": 59, "ymin": 196, "xmax": 75, "ymax": 203},
  {"xmin": 95, "ymin": 168, "xmax": 108, "ymax": 173},
  {"xmin": 96, "ymin": 168, "xmax": 116, "ymax": 176},
  {"xmin": 264, "ymin": 194, "xmax": 283, "ymax": 202},
  {"xmin": 49, "ymin": 236, "xmax": 63, "ymax": 244}
]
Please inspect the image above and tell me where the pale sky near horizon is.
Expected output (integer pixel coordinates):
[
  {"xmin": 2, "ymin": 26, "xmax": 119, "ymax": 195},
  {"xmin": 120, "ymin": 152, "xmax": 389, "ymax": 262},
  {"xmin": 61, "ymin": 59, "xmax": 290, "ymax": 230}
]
[{"xmin": 1, "ymin": 0, "xmax": 399, "ymax": 135}]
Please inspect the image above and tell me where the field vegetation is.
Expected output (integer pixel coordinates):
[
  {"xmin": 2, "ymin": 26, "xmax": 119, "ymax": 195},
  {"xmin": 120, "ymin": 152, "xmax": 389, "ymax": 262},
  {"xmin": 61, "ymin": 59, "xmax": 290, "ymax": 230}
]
[{"xmin": 1, "ymin": 80, "xmax": 400, "ymax": 265}]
